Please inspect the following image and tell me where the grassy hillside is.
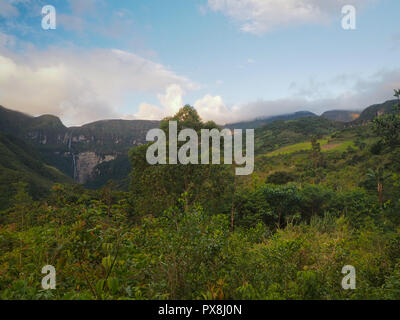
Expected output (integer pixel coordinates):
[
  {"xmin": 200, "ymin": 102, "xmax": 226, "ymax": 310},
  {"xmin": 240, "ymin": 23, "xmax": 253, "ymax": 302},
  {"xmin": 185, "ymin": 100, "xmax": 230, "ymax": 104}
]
[
  {"xmin": 321, "ymin": 110, "xmax": 360, "ymax": 122},
  {"xmin": 352, "ymin": 100, "xmax": 398, "ymax": 124},
  {"xmin": 0, "ymin": 133, "xmax": 71, "ymax": 210},
  {"xmin": 3, "ymin": 106, "xmax": 400, "ymax": 300},
  {"xmin": 265, "ymin": 139, "xmax": 355, "ymax": 157},
  {"xmin": 255, "ymin": 116, "xmax": 344, "ymax": 154},
  {"xmin": 254, "ymin": 123, "xmax": 393, "ymax": 194}
]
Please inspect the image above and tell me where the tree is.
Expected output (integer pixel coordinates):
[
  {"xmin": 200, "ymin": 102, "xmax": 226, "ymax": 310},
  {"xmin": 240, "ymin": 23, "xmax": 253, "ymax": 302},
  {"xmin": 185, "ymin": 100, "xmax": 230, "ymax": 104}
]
[
  {"xmin": 373, "ymin": 89, "xmax": 400, "ymax": 148},
  {"xmin": 129, "ymin": 105, "xmax": 233, "ymax": 217},
  {"xmin": 366, "ymin": 167, "xmax": 391, "ymax": 205},
  {"xmin": 11, "ymin": 182, "xmax": 32, "ymax": 267},
  {"xmin": 244, "ymin": 184, "xmax": 302, "ymax": 228},
  {"xmin": 298, "ymin": 184, "xmax": 333, "ymax": 220},
  {"xmin": 311, "ymin": 136, "xmax": 324, "ymax": 168},
  {"xmin": 267, "ymin": 171, "xmax": 297, "ymax": 185}
]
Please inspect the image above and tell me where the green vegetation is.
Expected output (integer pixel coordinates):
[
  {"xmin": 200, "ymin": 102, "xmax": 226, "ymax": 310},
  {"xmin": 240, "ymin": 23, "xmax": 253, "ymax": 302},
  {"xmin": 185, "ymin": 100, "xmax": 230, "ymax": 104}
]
[
  {"xmin": 225, "ymin": 111, "xmax": 316, "ymax": 130},
  {"xmin": 255, "ymin": 117, "xmax": 343, "ymax": 154},
  {"xmin": 266, "ymin": 139, "xmax": 356, "ymax": 157},
  {"xmin": 0, "ymin": 105, "xmax": 160, "ymax": 186},
  {"xmin": 321, "ymin": 110, "xmax": 360, "ymax": 122},
  {"xmin": 0, "ymin": 133, "xmax": 71, "ymax": 211},
  {"xmin": 2, "ymin": 92, "xmax": 400, "ymax": 300}
]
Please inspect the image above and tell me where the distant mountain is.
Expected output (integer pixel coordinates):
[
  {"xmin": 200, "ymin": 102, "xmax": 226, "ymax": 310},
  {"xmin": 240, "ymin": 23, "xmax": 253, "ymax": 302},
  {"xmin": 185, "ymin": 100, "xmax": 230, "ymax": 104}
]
[
  {"xmin": 255, "ymin": 116, "xmax": 343, "ymax": 154},
  {"xmin": 0, "ymin": 133, "xmax": 71, "ymax": 210},
  {"xmin": 0, "ymin": 105, "xmax": 160, "ymax": 186},
  {"xmin": 1, "ymin": 98, "xmax": 396, "ymax": 189},
  {"xmin": 352, "ymin": 100, "xmax": 399, "ymax": 124},
  {"xmin": 321, "ymin": 110, "xmax": 360, "ymax": 122},
  {"xmin": 224, "ymin": 111, "xmax": 317, "ymax": 130}
]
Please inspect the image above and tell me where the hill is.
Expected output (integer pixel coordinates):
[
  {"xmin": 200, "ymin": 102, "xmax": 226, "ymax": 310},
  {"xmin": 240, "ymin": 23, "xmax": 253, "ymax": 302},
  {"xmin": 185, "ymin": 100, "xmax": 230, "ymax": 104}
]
[
  {"xmin": 352, "ymin": 100, "xmax": 398, "ymax": 124},
  {"xmin": 0, "ymin": 98, "xmax": 395, "ymax": 188},
  {"xmin": 321, "ymin": 110, "xmax": 360, "ymax": 122},
  {"xmin": 255, "ymin": 116, "xmax": 344, "ymax": 154},
  {"xmin": 0, "ymin": 133, "xmax": 71, "ymax": 210},
  {"xmin": 3, "ymin": 104, "xmax": 400, "ymax": 300},
  {"xmin": 225, "ymin": 111, "xmax": 317, "ymax": 130},
  {"xmin": 0, "ymin": 105, "xmax": 160, "ymax": 186}
]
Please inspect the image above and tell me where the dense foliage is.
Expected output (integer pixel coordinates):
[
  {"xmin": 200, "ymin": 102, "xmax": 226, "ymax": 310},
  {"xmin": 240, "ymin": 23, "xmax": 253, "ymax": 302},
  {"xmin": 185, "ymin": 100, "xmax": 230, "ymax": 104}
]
[
  {"xmin": 1, "ymin": 93, "xmax": 400, "ymax": 300},
  {"xmin": 0, "ymin": 133, "xmax": 71, "ymax": 211}
]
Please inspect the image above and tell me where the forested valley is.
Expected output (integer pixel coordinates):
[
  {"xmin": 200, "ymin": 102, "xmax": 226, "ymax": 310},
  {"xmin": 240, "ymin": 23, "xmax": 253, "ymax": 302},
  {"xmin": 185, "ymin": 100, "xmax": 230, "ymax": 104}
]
[{"xmin": 1, "ymin": 92, "xmax": 400, "ymax": 300}]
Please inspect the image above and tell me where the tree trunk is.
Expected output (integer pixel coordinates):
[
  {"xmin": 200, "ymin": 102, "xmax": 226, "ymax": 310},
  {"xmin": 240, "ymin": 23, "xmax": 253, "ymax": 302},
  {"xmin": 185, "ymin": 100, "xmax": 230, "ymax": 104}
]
[{"xmin": 378, "ymin": 182, "xmax": 383, "ymax": 205}]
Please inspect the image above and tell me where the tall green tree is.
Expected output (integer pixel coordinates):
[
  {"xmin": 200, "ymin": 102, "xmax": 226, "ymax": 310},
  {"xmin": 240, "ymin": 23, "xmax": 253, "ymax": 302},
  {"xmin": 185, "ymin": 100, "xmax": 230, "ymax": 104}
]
[
  {"xmin": 129, "ymin": 105, "xmax": 233, "ymax": 217},
  {"xmin": 366, "ymin": 167, "xmax": 391, "ymax": 205},
  {"xmin": 373, "ymin": 89, "xmax": 400, "ymax": 148}
]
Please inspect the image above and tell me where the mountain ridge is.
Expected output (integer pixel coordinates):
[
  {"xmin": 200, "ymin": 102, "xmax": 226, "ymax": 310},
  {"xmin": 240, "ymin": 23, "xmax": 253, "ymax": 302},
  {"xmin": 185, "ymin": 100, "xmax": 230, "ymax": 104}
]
[
  {"xmin": 0, "ymin": 105, "xmax": 160, "ymax": 185},
  {"xmin": 0, "ymin": 132, "xmax": 71, "ymax": 210},
  {"xmin": 1, "ymin": 98, "xmax": 397, "ymax": 187}
]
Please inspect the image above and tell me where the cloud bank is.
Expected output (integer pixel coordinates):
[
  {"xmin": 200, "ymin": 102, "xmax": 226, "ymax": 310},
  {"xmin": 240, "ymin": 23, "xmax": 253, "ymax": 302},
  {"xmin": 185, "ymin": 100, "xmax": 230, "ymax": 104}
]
[
  {"xmin": 208, "ymin": 0, "xmax": 375, "ymax": 34},
  {"xmin": 0, "ymin": 44, "xmax": 195, "ymax": 126},
  {"xmin": 133, "ymin": 68, "xmax": 400, "ymax": 125}
]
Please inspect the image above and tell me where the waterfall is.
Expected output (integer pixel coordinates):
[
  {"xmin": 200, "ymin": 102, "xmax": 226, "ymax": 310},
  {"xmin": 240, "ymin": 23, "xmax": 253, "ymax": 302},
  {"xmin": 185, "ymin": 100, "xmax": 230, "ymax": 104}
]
[
  {"xmin": 68, "ymin": 133, "xmax": 72, "ymax": 150},
  {"xmin": 68, "ymin": 133, "xmax": 77, "ymax": 182},
  {"xmin": 72, "ymin": 153, "xmax": 77, "ymax": 181}
]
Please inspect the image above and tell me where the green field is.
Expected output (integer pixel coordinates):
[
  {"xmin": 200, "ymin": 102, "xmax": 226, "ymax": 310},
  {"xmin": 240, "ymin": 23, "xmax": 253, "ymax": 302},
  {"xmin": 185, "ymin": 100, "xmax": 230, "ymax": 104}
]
[{"xmin": 266, "ymin": 139, "xmax": 355, "ymax": 157}]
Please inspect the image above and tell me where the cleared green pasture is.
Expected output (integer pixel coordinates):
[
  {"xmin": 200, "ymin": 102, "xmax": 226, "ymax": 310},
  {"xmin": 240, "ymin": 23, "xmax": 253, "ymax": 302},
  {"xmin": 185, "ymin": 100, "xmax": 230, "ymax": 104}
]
[{"xmin": 266, "ymin": 139, "xmax": 355, "ymax": 157}]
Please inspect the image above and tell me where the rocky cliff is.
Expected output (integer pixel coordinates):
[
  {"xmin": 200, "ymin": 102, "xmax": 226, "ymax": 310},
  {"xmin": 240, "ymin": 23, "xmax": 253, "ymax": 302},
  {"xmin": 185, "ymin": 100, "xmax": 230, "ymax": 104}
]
[{"xmin": 0, "ymin": 106, "xmax": 160, "ymax": 185}]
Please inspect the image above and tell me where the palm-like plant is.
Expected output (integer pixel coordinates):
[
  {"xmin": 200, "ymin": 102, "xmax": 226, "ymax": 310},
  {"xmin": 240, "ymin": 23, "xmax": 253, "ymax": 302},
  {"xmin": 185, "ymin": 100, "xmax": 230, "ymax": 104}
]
[
  {"xmin": 394, "ymin": 89, "xmax": 400, "ymax": 100},
  {"xmin": 367, "ymin": 167, "xmax": 391, "ymax": 205}
]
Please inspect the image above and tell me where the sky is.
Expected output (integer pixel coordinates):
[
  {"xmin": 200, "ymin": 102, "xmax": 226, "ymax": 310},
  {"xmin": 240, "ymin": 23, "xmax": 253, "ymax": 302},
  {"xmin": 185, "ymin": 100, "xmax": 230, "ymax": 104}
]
[{"xmin": 0, "ymin": 0, "xmax": 399, "ymax": 126}]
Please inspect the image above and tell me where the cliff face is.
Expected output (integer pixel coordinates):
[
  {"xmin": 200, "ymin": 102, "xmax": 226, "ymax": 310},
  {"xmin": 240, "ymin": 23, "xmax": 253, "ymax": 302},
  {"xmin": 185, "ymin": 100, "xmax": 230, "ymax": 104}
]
[
  {"xmin": 321, "ymin": 110, "xmax": 360, "ymax": 122},
  {"xmin": 352, "ymin": 100, "xmax": 398, "ymax": 124},
  {"xmin": 74, "ymin": 152, "xmax": 116, "ymax": 184},
  {"xmin": 0, "ymin": 106, "xmax": 160, "ymax": 185}
]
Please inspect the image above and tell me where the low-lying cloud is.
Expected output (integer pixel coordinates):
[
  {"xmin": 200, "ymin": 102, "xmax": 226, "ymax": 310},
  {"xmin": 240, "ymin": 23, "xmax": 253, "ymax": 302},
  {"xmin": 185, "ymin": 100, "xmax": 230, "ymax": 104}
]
[
  {"xmin": 0, "ymin": 44, "xmax": 195, "ymax": 126},
  {"xmin": 208, "ymin": 0, "xmax": 376, "ymax": 34},
  {"xmin": 134, "ymin": 69, "xmax": 400, "ymax": 125}
]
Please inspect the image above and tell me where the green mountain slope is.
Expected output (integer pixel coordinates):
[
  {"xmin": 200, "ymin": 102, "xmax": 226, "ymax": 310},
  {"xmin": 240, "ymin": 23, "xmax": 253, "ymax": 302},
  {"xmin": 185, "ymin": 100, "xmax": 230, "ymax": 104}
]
[
  {"xmin": 321, "ymin": 110, "xmax": 360, "ymax": 122},
  {"xmin": 225, "ymin": 111, "xmax": 317, "ymax": 130},
  {"xmin": 0, "ymin": 133, "xmax": 71, "ymax": 210},
  {"xmin": 352, "ymin": 100, "xmax": 398, "ymax": 124},
  {"xmin": 0, "ymin": 105, "xmax": 160, "ymax": 186},
  {"xmin": 255, "ymin": 116, "xmax": 343, "ymax": 154}
]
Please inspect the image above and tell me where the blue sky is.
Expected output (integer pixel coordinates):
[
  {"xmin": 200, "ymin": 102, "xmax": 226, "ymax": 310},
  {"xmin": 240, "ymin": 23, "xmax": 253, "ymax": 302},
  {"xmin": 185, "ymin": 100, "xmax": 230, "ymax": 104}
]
[{"xmin": 0, "ymin": 0, "xmax": 399, "ymax": 125}]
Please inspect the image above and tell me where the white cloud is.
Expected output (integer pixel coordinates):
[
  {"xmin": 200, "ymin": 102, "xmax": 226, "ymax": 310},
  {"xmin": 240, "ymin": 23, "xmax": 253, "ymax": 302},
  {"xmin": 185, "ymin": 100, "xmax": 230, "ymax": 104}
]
[
  {"xmin": 194, "ymin": 94, "xmax": 236, "ymax": 124},
  {"xmin": 208, "ymin": 0, "xmax": 375, "ymax": 34},
  {"xmin": 132, "ymin": 102, "xmax": 165, "ymax": 121},
  {"xmin": 0, "ymin": 41, "xmax": 195, "ymax": 126},
  {"xmin": 133, "ymin": 85, "xmax": 240, "ymax": 124},
  {"xmin": 1, "ymin": 30, "xmax": 397, "ymax": 127},
  {"xmin": 233, "ymin": 69, "xmax": 400, "ymax": 121},
  {"xmin": 130, "ymin": 84, "xmax": 185, "ymax": 121},
  {"xmin": 133, "ymin": 68, "xmax": 400, "ymax": 125},
  {"xmin": 158, "ymin": 84, "xmax": 185, "ymax": 115}
]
